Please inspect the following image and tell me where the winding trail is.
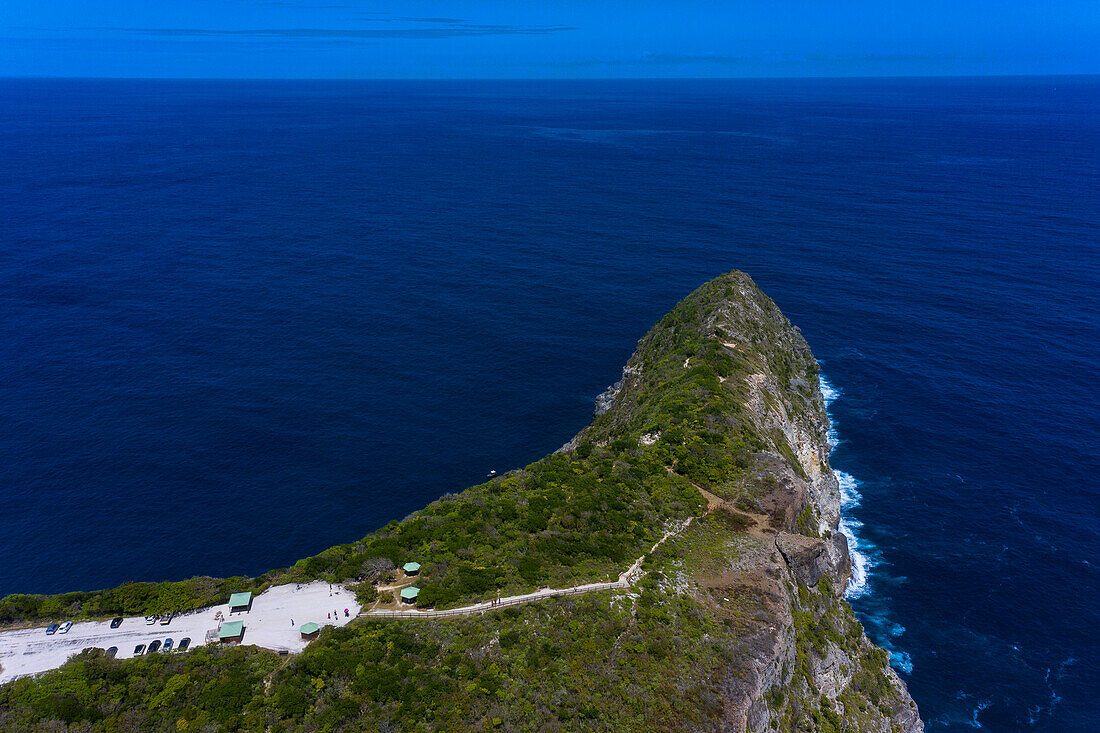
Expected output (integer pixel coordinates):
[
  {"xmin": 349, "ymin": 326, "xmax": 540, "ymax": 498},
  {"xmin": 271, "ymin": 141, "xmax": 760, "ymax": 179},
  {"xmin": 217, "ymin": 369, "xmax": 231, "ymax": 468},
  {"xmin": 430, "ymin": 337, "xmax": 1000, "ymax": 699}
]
[{"xmin": 361, "ymin": 480, "xmax": 724, "ymax": 619}]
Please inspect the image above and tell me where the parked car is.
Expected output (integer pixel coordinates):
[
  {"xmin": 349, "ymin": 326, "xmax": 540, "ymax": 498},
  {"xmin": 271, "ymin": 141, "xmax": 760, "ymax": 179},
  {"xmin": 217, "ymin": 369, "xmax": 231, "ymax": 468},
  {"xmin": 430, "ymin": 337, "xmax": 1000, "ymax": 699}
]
[
  {"xmin": 110, "ymin": 617, "xmax": 123, "ymax": 629},
  {"xmin": 159, "ymin": 614, "xmax": 172, "ymax": 626},
  {"xmin": 147, "ymin": 640, "xmax": 161, "ymax": 653},
  {"xmin": 106, "ymin": 646, "xmax": 118, "ymax": 658},
  {"xmin": 45, "ymin": 624, "xmax": 59, "ymax": 635},
  {"xmin": 58, "ymin": 621, "xmax": 73, "ymax": 634},
  {"xmin": 145, "ymin": 615, "xmax": 157, "ymax": 625},
  {"xmin": 178, "ymin": 637, "xmax": 190, "ymax": 651},
  {"xmin": 163, "ymin": 638, "xmax": 173, "ymax": 651},
  {"xmin": 134, "ymin": 644, "xmax": 145, "ymax": 656}
]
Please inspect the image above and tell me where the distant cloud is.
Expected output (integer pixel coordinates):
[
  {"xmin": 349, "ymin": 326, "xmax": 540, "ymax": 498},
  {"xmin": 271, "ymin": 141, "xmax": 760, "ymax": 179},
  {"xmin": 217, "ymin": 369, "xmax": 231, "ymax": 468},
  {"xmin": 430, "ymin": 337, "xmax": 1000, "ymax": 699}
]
[
  {"xmin": 368, "ymin": 16, "xmax": 472, "ymax": 24},
  {"xmin": 638, "ymin": 54, "xmax": 753, "ymax": 66},
  {"xmin": 114, "ymin": 25, "xmax": 575, "ymax": 39},
  {"xmin": 253, "ymin": 2, "xmax": 357, "ymax": 7},
  {"xmin": 248, "ymin": 1, "xmax": 462, "ymax": 18},
  {"xmin": 559, "ymin": 53, "xmax": 753, "ymax": 68}
]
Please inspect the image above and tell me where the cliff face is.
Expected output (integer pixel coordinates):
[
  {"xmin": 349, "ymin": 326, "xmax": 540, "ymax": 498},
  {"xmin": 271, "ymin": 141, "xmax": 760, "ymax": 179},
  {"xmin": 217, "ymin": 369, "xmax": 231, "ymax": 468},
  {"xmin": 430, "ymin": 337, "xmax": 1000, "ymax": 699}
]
[{"xmin": 578, "ymin": 271, "xmax": 922, "ymax": 732}]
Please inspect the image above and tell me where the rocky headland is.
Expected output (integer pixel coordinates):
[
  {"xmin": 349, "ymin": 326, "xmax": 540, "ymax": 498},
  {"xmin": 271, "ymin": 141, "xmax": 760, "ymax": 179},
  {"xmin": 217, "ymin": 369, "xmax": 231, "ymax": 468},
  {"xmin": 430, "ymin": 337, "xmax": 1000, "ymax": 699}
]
[{"xmin": 0, "ymin": 270, "xmax": 921, "ymax": 732}]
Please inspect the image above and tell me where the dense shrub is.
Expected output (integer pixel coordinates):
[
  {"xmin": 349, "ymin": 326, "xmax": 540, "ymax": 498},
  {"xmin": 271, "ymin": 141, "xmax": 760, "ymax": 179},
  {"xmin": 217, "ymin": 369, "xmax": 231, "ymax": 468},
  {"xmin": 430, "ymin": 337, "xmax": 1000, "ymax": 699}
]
[{"xmin": 0, "ymin": 576, "xmax": 266, "ymax": 626}]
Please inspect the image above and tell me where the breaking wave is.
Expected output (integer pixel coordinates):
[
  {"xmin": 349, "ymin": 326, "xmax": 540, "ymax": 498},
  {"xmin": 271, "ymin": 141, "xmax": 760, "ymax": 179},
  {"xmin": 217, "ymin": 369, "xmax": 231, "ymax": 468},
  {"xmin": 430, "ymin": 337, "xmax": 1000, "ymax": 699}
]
[
  {"xmin": 890, "ymin": 649, "xmax": 915, "ymax": 674},
  {"xmin": 820, "ymin": 376, "xmax": 874, "ymax": 599}
]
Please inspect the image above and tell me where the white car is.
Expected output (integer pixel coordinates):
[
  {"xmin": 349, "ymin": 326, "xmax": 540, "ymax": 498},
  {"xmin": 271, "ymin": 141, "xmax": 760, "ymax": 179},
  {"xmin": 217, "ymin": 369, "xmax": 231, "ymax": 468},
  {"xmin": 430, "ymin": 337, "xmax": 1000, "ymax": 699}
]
[
  {"xmin": 58, "ymin": 621, "xmax": 72, "ymax": 634},
  {"xmin": 145, "ymin": 615, "xmax": 157, "ymax": 625},
  {"xmin": 159, "ymin": 614, "xmax": 172, "ymax": 626}
]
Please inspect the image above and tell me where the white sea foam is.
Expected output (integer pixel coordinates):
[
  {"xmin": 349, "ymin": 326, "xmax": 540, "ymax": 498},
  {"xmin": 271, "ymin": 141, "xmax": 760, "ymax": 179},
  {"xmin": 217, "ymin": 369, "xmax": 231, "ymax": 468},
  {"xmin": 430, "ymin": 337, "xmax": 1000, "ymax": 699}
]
[
  {"xmin": 969, "ymin": 700, "xmax": 990, "ymax": 728},
  {"xmin": 820, "ymin": 377, "xmax": 873, "ymax": 600},
  {"xmin": 890, "ymin": 650, "xmax": 914, "ymax": 674},
  {"xmin": 820, "ymin": 377, "xmax": 842, "ymax": 447},
  {"xmin": 835, "ymin": 469, "xmax": 864, "ymax": 509},
  {"xmin": 841, "ymin": 517, "xmax": 873, "ymax": 599},
  {"xmin": 820, "ymin": 376, "xmax": 841, "ymax": 406}
]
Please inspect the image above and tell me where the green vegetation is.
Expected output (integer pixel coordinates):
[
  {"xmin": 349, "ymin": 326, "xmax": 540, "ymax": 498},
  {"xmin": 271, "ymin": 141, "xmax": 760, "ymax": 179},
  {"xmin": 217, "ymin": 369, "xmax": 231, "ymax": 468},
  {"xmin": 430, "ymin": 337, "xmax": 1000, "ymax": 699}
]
[
  {"xmin": 271, "ymin": 587, "xmax": 728, "ymax": 731},
  {"xmin": 275, "ymin": 450, "xmax": 703, "ymax": 610},
  {"xmin": 0, "ymin": 587, "xmax": 731, "ymax": 732},
  {"xmin": 795, "ymin": 504, "xmax": 821, "ymax": 538},
  {"xmin": 353, "ymin": 583, "xmax": 379, "ymax": 606},
  {"xmin": 0, "ymin": 576, "xmax": 267, "ymax": 627},
  {"xmin": 765, "ymin": 577, "xmax": 911, "ymax": 733},
  {"xmin": 0, "ymin": 645, "xmax": 281, "ymax": 731},
  {"xmin": 646, "ymin": 509, "xmax": 748, "ymax": 578}
]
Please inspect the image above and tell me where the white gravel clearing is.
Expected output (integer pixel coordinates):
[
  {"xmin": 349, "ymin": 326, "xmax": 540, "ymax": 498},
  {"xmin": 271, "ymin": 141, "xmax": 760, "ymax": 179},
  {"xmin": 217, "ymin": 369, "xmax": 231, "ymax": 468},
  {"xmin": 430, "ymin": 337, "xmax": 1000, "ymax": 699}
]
[{"xmin": 0, "ymin": 581, "xmax": 360, "ymax": 683}]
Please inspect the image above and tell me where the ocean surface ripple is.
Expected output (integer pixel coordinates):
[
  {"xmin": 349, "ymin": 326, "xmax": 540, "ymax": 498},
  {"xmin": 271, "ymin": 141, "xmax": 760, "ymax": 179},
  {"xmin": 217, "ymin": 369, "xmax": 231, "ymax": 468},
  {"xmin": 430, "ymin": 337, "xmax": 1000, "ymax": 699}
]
[{"xmin": 1, "ymin": 77, "xmax": 1097, "ymax": 730}]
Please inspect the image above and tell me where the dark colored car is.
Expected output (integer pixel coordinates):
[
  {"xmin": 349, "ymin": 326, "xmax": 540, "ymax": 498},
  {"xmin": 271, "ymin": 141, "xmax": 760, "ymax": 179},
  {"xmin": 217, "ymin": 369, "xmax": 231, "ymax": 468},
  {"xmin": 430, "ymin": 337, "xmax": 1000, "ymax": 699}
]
[
  {"xmin": 110, "ymin": 617, "xmax": 123, "ymax": 629},
  {"xmin": 147, "ymin": 640, "xmax": 161, "ymax": 653},
  {"xmin": 45, "ymin": 624, "xmax": 59, "ymax": 635},
  {"xmin": 134, "ymin": 644, "xmax": 145, "ymax": 656},
  {"xmin": 106, "ymin": 646, "xmax": 118, "ymax": 658},
  {"xmin": 163, "ymin": 638, "xmax": 173, "ymax": 651},
  {"xmin": 178, "ymin": 637, "xmax": 191, "ymax": 650}
]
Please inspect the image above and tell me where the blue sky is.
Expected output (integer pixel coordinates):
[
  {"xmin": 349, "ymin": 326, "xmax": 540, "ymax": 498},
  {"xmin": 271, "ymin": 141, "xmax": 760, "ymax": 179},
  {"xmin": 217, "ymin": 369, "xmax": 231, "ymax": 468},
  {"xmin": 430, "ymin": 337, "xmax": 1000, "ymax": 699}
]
[{"xmin": 1, "ymin": 0, "xmax": 1097, "ymax": 78}]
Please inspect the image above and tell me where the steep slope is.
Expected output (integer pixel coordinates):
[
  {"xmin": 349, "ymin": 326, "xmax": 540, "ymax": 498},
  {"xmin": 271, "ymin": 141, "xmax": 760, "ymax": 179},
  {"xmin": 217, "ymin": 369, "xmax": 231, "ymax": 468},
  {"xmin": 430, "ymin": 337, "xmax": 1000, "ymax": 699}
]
[{"xmin": 0, "ymin": 271, "xmax": 921, "ymax": 732}]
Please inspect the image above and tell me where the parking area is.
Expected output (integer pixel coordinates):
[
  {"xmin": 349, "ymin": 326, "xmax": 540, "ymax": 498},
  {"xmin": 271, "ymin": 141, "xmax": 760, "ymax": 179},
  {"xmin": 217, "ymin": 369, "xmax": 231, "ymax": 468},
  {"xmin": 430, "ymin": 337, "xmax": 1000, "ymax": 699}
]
[{"xmin": 0, "ymin": 581, "xmax": 360, "ymax": 683}]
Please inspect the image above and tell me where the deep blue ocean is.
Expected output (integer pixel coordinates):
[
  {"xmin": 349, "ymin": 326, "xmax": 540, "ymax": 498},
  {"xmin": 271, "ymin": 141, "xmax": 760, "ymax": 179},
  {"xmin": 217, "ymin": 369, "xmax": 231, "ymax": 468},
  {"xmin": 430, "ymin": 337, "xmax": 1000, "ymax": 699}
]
[{"xmin": 1, "ymin": 77, "xmax": 1097, "ymax": 729}]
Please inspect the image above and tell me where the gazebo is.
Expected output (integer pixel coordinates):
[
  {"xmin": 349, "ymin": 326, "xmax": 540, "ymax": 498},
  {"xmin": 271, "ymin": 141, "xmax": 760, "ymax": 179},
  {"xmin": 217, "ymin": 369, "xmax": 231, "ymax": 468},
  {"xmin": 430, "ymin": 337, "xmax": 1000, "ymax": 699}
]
[
  {"xmin": 228, "ymin": 591, "xmax": 253, "ymax": 614},
  {"xmin": 218, "ymin": 620, "xmax": 244, "ymax": 643},
  {"xmin": 400, "ymin": 587, "xmax": 420, "ymax": 605},
  {"xmin": 402, "ymin": 561, "xmax": 421, "ymax": 577},
  {"xmin": 299, "ymin": 622, "xmax": 321, "ymax": 640}
]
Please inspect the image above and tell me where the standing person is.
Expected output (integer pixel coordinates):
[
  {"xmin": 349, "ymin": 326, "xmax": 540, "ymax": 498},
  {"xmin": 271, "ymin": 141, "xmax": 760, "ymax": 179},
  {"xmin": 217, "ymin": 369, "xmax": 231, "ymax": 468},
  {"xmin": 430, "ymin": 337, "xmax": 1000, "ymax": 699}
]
[{"xmin": 291, "ymin": 619, "xmax": 294, "ymax": 626}]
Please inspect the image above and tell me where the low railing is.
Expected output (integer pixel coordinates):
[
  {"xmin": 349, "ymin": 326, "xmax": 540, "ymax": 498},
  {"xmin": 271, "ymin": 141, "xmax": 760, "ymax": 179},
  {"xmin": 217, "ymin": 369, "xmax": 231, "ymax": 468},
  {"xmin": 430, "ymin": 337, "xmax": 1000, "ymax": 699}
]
[{"xmin": 360, "ymin": 582, "xmax": 626, "ymax": 618}]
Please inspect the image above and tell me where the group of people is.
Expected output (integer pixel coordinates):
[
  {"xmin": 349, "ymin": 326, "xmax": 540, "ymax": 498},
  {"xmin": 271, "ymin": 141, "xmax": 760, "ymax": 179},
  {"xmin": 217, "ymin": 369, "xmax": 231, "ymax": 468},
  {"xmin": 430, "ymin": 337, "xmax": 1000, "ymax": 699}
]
[{"xmin": 291, "ymin": 608, "xmax": 351, "ymax": 626}]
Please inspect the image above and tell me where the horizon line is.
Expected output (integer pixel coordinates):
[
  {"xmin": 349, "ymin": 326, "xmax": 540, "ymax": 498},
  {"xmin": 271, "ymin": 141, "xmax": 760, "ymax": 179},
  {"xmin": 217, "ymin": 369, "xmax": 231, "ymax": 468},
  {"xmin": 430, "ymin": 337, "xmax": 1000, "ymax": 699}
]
[{"xmin": 1, "ymin": 72, "xmax": 1098, "ymax": 82}]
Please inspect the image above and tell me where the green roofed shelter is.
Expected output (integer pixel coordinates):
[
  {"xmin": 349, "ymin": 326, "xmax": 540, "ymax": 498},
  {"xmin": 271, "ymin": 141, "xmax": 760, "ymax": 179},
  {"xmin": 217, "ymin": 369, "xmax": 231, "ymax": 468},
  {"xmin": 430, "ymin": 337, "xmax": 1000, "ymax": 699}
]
[
  {"xmin": 402, "ymin": 561, "xmax": 421, "ymax": 575},
  {"xmin": 299, "ymin": 622, "xmax": 321, "ymax": 639},
  {"xmin": 218, "ymin": 620, "xmax": 244, "ymax": 642},
  {"xmin": 228, "ymin": 591, "xmax": 253, "ymax": 613},
  {"xmin": 400, "ymin": 586, "xmax": 420, "ymax": 604}
]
